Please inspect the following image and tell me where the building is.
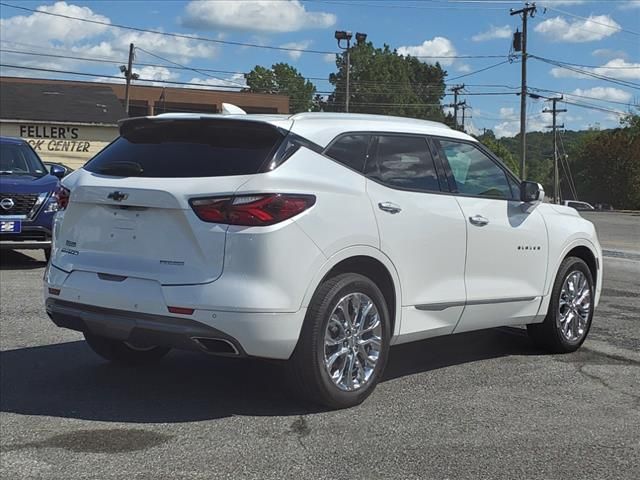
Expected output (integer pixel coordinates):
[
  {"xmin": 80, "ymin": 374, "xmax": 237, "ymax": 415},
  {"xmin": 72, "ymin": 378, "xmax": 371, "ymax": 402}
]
[{"xmin": 0, "ymin": 76, "xmax": 290, "ymax": 168}]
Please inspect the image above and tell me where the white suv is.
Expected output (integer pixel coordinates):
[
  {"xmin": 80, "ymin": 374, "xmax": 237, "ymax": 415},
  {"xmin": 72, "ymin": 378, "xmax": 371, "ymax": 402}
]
[{"xmin": 45, "ymin": 112, "xmax": 602, "ymax": 408}]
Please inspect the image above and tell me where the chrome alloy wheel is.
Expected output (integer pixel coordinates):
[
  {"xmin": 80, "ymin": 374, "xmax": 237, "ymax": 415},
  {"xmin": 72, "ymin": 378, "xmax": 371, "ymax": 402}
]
[
  {"xmin": 557, "ymin": 270, "xmax": 592, "ymax": 342},
  {"xmin": 323, "ymin": 292, "xmax": 382, "ymax": 392}
]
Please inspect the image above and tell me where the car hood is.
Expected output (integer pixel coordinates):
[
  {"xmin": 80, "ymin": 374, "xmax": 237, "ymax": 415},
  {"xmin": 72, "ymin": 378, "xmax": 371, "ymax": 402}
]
[{"xmin": 0, "ymin": 174, "xmax": 59, "ymax": 194}]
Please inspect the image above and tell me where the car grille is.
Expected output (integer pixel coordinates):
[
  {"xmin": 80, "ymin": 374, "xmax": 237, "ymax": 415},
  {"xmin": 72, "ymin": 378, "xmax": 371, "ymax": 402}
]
[{"xmin": 0, "ymin": 193, "xmax": 39, "ymax": 216}]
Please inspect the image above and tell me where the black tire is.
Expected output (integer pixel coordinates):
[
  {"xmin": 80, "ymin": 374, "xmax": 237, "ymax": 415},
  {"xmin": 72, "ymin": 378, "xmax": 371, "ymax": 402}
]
[
  {"xmin": 84, "ymin": 332, "xmax": 170, "ymax": 366},
  {"xmin": 44, "ymin": 248, "xmax": 51, "ymax": 262},
  {"xmin": 527, "ymin": 256, "xmax": 594, "ymax": 353},
  {"xmin": 288, "ymin": 273, "xmax": 391, "ymax": 409}
]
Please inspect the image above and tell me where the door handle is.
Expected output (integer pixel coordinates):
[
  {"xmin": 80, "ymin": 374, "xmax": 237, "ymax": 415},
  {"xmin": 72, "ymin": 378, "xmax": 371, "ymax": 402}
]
[
  {"xmin": 378, "ymin": 202, "xmax": 402, "ymax": 214},
  {"xmin": 469, "ymin": 214, "xmax": 489, "ymax": 226}
]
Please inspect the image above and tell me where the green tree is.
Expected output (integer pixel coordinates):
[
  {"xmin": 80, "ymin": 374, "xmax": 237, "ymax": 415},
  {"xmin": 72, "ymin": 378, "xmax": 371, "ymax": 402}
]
[
  {"xmin": 477, "ymin": 135, "xmax": 520, "ymax": 174},
  {"xmin": 573, "ymin": 113, "xmax": 640, "ymax": 209},
  {"xmin": 326, "ymin": 42, "xmax": 447, "ymax": 121},
  {"xmin": 244, "ymin": 63, "xmax": 316, "ymax": 113}
]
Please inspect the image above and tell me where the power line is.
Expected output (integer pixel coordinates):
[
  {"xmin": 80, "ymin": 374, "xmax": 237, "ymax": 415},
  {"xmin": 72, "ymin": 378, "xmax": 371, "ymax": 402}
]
[
  {"xmin": 0, "ymin": 2, "xmax": 336, "ymax": 56},
  {"xmin": 447, "ymin": 60, "xmax": 512, "ymax": 81},
  {"xmin": 531, "ymin": 55, "xmax": 640, "ymax": 89},
  {"xmin": 0, "ymin": 47, "xmax": 518, "ymax": 91},
  {"xmin": 134, "ymin": 47, "xmax": 246, "ymax": 88},
  {"xmin": 543, "ymin": 6, "xmax": 640, "ymax": 37}
]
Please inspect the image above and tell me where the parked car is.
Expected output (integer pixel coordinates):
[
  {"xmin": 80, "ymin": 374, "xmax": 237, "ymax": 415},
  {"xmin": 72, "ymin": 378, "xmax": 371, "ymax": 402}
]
[
  {"xmin": 562, "ymin": 200, "xmax": 595, "ymax": 211},
  {"xmin": 0, "ymin": 136, "xmax": 68, "ymax": 260},
  {"xmin": 44, "ymin": 162, "xmax": 74, "ymax": 178},
  {"xmin": 44, "ymin": 112, "xmax": 603, "ymax": 408}
]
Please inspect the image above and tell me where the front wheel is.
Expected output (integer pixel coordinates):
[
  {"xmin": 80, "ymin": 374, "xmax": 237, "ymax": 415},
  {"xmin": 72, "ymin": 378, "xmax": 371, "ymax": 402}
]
[
  {"xmin": 527, "ymin": 256, "xmax": 594, "ymax": 353},
  {"xmin": 288, "ymin": 273, "xmax": 391, "ymax": 409},
  {"xmin": 84, "ymin": 333, "xmax": 171, "ymax": 366}
]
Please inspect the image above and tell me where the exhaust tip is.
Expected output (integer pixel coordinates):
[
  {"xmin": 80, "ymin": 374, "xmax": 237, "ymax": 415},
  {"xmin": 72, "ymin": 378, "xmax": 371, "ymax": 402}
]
[{"xmin": 192, "ymin": 337, "xmax": 239, "ymax": 356}]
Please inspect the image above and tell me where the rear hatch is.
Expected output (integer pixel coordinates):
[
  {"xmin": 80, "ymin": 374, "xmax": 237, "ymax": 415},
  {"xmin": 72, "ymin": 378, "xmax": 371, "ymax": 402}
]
[{"xmin": 53, "ymin": 117, "xmax": 290, "ymax": 285}]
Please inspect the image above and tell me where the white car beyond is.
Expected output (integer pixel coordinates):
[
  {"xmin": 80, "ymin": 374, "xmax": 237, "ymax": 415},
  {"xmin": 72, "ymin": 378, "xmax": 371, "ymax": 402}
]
[{"xmin": 44, "ymin": 112, "xmax": 603, "ymax": 408}]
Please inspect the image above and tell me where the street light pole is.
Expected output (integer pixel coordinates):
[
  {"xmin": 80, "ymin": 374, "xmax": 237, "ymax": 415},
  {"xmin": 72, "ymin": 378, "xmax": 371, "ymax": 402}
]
[{"xmin": 335, "ymin": 31, "xmax": 367, "ymax": 113}]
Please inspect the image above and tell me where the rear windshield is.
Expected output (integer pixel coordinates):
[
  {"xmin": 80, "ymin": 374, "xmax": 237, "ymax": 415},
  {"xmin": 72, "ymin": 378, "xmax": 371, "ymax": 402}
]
[{"xmin": 85, "ymin": 119, "xmax": 286, "ymax": 178}]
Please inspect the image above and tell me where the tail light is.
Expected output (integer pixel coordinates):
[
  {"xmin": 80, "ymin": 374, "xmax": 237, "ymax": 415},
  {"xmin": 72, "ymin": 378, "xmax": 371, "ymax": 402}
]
[
  {"xmin": 45, "ymin": 185, "xmax": 70, "ymax": 212},
  {"xmin": 190, "ymin": 194, "xmax": 315, "ymax": 226}
]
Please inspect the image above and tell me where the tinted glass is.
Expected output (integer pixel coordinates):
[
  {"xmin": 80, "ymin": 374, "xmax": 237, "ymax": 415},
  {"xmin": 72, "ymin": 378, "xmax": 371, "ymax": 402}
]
[
  {"xmin": 439, "ymin": 140, "xmax": 513, "ymax": 199},
  {"xmin": 325, "ymin": 134, "xmax": 369, "ymax": 172},
  {"xmin": 370, "ymin": 135, "xmax": 440, "ymax": 191},
  {"xmin": 85, "ymin": 119, "xmax": 284, "ymax": 178},
  {"xmin": 0, "ymin": 143, "xmax": 47, "ymax": 176}
]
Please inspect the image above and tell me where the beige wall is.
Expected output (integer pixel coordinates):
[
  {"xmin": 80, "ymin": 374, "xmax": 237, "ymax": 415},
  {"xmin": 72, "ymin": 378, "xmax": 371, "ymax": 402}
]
[{"xmin": 0, "ymin": 120, "xmax": 118, "ymax": 170}]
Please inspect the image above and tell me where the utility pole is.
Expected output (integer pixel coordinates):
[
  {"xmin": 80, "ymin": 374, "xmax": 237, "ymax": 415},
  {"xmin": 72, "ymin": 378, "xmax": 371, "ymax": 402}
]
[
  {"xmin": 543, "ymin": 96, "xmax": 566, "ymax": 204},
  {"xmin": 460, "ymin": 101, "xmax": 469, "ymax": 133},
  {"xmin": 450, "ymin": 84, "xmax": 465, "ymax": 129},
  {"xmin": 120, "ymin": 43, "xmax": 139, "ymax": 116},
  {"xmin": 510, "ymin": 2, "xmax": 537, "ymax": 179}
]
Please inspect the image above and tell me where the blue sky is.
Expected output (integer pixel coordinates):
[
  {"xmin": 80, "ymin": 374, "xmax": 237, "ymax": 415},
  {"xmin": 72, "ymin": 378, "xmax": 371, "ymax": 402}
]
[{"xmin": 1, "ymin": 0, "xmax": 638, "ymax": 136}]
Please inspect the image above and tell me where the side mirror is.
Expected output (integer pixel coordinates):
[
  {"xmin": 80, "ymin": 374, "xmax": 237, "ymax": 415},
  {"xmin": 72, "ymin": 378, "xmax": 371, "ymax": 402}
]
[
  {"xmin": 49, "ymin": 164, "xmax": 66, "ymax": 179},
  {"xmin": 520, "ymin": 181, "xmax": 544, "ymax": 204}
]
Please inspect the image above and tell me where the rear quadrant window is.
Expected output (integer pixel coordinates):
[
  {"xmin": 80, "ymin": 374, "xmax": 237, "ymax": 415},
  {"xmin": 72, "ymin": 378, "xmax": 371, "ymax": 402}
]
[{"xmin": 325, "ymin": 134, "xmax": 370, "ymax": 173}]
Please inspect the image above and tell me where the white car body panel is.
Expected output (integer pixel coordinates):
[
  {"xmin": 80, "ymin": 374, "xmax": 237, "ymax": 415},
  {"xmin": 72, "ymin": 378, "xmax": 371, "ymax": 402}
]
[
  {"xmin": 45, "ymin": 112, "xmax": 603, "ymax": 361},
  {"xmin": 452, "ymin": 197, "xmax": 548, "ymax": 332},
  {"xmin": 365, "ymin": 179, "xmax": 467, "ymax": 342}
]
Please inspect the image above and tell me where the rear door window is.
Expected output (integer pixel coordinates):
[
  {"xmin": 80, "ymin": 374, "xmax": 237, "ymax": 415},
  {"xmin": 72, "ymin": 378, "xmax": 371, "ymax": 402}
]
[
  {"xmin": 368, "ymin": 135, "xmax": 441, "ymax": 192},
  {"xmin": 85, "ymin": 119, "xmax": 285, "ymax": 178}
]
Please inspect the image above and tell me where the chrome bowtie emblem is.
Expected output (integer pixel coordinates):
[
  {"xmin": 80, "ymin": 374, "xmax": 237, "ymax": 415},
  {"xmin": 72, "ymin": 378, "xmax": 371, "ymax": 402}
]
[
  {"xmin": 107, "ymin": 191, "xmax": 128, "ymax": 202},
  {"xmin": 0, "ymin": 198, "xmax": 15, "ymax": 210}
]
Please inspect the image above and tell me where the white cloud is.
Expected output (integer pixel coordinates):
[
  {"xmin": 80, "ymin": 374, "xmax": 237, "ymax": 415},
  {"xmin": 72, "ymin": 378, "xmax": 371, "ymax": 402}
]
[
  {"xmin": 188, "ymin": 74, "xmax": 248, "ymax": 91},
  {"xmin": 534, "ymin": 15, "xmax": 621, "ymax": 42},
  {"xmin": 280, "ymin": 40, "xmax": 312, "ymax": 61},
  {"xmin": 116, "ymin": 30, "xmax": 218, "ymax": 64},
  {"xmin": 455, "ymin": 63, "xmax": 472, "ymax": 73},
  {"xmin": 0, "ymin": 1, "xmax": 219, "ymax": 80},
  {"xmin": 0, "ymin": 1, "xmax": 110, "ymax": 45},
  {"xmin": 592, "ymin": 48, "xmax": 628, "ymax": 60},
  {"xmin": 397, "ymin": 37, "xmax": 457, "ymax": 66},
  {"xmin": 323, "ymin": 53, "xmax": 337, "ymax": 64},
  {"xmin": 571, "ymin": 87, "xmax": 633, "ymax": 103},
  {"xmin": 550, "ymin": 58, "xmax": 640, "ymax": 80},
  {"xmin": 180, "ymin": 0, "xmax": 336, "ymax": 33},
  {"xmin": 538, "ymin": 1, "xmax": 585, "ymax": 5},
  {"xmin": 618, "ymin": 1, "xmax": 640, "ymax": 10},
  {"xmin": 494, "ymin": 108, "xmax": 553, "ymax": 138},
  {"xmin": 472, "ymin": 25, "xmax": 512, "ymax": 42}
]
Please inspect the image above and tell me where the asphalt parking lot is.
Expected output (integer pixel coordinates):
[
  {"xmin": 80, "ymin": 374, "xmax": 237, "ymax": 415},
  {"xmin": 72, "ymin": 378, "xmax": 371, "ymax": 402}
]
[{"xmin": 1, "ymin": 212, "xmax": 639, "ymax": 480}]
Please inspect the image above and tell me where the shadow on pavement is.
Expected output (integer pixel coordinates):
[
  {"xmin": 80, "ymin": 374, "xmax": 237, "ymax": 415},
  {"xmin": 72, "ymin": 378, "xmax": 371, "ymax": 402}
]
[
  {"xmin": 0, "ymin": 327, "xmax": 539, "ymax": 423},
  {"xmin": 0, "ymin": 249, "xmax": 46, "ymax": 270}
]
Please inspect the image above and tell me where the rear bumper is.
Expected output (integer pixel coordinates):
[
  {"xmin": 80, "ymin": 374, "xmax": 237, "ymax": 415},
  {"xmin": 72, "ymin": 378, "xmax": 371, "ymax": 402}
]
[
  {"xmin": 46, "ymin": 298, "xmax": 246, "ymax": 357},
  {"xmin": 44, "ymin": 265, "xmax": 307, "ymax": 360}
]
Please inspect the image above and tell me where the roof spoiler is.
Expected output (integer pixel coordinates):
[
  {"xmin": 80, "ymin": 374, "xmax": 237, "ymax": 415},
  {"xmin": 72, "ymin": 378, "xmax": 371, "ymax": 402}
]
[{"xmin": 221, "ymin": 103, "xmax": 246, "ymax": 115}]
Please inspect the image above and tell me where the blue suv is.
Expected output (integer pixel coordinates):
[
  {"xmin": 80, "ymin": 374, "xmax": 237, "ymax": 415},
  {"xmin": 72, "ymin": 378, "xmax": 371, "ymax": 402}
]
[{"xmin": 0, "ymin": 136, "xmax": 69, "ymax": 260}]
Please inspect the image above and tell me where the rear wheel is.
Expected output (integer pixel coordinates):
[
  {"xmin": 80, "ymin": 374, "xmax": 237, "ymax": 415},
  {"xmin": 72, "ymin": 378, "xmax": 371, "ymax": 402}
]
[
  {"xmin": 288, "ymin": 273, "xmax": 391, "ymax": 409},
  {"xmin": 527, "ymin": 257, "xmax": 594, "ymax": 353},
  {"xmin": 84, "ymin": 332, "xmax": 170, "ymax": 365}
]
